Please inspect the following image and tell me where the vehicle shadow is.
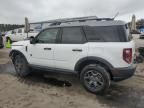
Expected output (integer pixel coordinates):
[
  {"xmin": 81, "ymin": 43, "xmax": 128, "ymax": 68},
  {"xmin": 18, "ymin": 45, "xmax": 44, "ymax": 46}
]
[{"xmin": 17, "ymin": 71, "xmax": 73, "ymax": 87}]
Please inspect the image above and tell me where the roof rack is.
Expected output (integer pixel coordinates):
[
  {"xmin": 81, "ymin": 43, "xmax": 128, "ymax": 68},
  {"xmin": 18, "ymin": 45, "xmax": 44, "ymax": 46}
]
[{"xmin": 30, "ymin": 16, "xmax": 114, "ymax": 25}]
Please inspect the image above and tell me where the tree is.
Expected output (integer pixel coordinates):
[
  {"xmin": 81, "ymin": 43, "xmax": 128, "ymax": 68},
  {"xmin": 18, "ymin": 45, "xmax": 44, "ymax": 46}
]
[{"xmin": 0, "ymin": 24, "xmax": 24, "ymax": 32}]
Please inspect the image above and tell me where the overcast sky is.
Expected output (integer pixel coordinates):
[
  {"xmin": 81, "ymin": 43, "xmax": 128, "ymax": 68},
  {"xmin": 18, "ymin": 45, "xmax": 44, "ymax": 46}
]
[{"xmin": 0, "ymin": 0, "xmax": 143, "ymax": 24}]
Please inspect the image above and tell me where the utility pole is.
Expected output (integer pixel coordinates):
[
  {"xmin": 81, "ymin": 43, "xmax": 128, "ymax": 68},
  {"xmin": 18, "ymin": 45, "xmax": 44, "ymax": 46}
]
[{"xmin": 24, "ymin": 17, "xmax": 30, "ymax": 38}]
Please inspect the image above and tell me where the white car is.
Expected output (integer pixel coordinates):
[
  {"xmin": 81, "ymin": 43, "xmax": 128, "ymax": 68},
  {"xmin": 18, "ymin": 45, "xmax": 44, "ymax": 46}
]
[
  {"xmin": 6, "ymin": 28, "xmax": 39, "ymax": 42},
  {"xmin": 9, "ymin": 17, "xmax": 136, "ymax": 94}
]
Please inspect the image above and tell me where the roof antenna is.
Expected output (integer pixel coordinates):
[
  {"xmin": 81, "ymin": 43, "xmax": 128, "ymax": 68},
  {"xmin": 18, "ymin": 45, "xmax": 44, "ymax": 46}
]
[{"xmin": 113, "ymin": 12, "xmax": 119, "ymax": 20}]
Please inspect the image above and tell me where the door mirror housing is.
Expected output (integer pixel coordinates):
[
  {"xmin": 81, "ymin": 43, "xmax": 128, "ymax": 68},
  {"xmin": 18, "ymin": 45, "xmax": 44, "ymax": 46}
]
[{"xmin": 30, "ymin": 36, "xmax": 36, "ymax": 44}]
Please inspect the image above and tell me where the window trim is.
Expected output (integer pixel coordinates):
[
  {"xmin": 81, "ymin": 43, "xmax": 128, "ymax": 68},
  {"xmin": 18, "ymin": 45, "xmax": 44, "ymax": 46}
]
[
  {"xmin": 34, "ymin": 27, "xmax": 60, "ymax": 44},
  {"xmin": 59, "ymin": 26, "xmax": 87, "ymax": 44}
]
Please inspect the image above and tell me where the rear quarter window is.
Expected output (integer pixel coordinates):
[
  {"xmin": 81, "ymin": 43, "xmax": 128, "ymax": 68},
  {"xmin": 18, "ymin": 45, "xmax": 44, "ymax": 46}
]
[{"xmin": 83, "ymin": 26, "xmax": 127, "ymax": 42}]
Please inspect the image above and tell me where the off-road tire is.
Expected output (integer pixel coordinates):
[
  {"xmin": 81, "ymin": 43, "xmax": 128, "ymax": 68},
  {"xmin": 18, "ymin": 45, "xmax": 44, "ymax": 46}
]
[
  {"xmin": 80, "ymin": 64, "xmax": 110, "ymax": 94},
  {"xmin": 13, "ymin": 54, "xmax": 30, "ymax": 77},
  {"xmin": 136, "ymin": 55, "xmax": 144, "ymax": 63}
]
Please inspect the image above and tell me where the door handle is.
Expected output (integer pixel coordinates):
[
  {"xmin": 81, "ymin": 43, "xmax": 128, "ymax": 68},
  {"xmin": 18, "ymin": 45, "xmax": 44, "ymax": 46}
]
[
  {"xmin": 44, "ymin": 48, "xmax": 51, "ymax": 50},
  {"xmin": 72, "ymin": 49, "xmax": 83, "ymax": 52}
]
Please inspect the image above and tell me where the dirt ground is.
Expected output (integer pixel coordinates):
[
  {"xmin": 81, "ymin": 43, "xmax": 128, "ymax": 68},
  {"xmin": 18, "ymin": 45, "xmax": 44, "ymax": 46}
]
[{"xmin": 0, "ymin": 38, "xmax": 144, "ymax": 108}]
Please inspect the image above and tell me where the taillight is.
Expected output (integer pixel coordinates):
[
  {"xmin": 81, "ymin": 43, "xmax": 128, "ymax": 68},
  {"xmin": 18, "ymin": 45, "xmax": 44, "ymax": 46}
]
[{"xmin": 123, "ymin": 48, "xmax": 132, "ymax": 64}]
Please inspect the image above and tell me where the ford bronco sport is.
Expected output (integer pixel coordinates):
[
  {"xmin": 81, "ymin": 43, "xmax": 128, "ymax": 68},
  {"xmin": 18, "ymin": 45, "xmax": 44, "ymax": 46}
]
[{"xmin": 9, "ymin": 16, "xmax": 136, "ymax": 94}]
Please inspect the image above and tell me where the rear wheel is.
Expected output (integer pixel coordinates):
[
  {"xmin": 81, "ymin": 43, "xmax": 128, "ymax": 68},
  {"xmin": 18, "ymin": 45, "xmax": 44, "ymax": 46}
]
[
  {"xmin": 80, "ymin": 64, "xmax": 110, "ymax": 94},
  {"xmin": 13, "ymin": 55, "xmax": 30, "ymax": 77},
  {"xmin": 136, "ymin": 55, "xmax": 144, "ymax": 63}
]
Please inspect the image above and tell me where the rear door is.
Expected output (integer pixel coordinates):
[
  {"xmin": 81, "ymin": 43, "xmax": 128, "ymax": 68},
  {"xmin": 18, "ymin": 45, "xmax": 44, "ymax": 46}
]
[{"xmin": 54, "ymin": 27, "xmax": 88, "ymax": 71}]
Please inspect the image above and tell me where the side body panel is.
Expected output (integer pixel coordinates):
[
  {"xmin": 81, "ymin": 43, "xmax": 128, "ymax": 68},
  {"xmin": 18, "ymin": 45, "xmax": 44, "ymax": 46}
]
[{"xmin": 88, "ymin": 41, "xmax": 135, "ymax": 68}]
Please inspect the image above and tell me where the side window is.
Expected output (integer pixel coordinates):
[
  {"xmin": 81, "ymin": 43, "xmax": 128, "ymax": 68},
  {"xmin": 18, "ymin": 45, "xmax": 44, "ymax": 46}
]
[
  {"xmin": 37, "ymin": 28, "xmax": 59, "ymax": 43},
  {"xmin": 18, "ymin": 29, "xmax": 22, "ymax": 33},
  {"xmin": 61, "ymin": 27, "xmax": 86, "ymax": 44},
  {"xmin": 83, "ymin": 26, "xmax": 103, "ymax": 42}
]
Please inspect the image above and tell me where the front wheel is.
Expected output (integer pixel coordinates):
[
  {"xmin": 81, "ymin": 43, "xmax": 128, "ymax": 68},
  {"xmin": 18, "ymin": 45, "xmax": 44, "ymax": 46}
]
[
  {"xmin": 80, "ymin": 64, "xmax": 110, "ymax": 94},
  {"xmin": 13, "ymin": 55, "xmax": 31, "ymax": 77}
]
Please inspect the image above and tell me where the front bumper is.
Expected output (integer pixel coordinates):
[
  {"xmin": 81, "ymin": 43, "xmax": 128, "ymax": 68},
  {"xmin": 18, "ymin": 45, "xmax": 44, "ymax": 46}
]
[{"xmin": 111, "ymin": 65, "xmax": 136, "ymax": 81}]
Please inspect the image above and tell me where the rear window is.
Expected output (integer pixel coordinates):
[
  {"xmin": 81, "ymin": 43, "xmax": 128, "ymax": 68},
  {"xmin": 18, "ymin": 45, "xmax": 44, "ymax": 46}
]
[{"xmin": 84, "ymin": 26, "xmax": 127, "ymax": 42}]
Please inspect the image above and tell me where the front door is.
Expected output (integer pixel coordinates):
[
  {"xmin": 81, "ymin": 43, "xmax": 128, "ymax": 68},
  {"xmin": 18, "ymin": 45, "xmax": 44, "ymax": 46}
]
[{"xmin": 29, "ymin": 28, "xmax": 59, "ymax": 68}]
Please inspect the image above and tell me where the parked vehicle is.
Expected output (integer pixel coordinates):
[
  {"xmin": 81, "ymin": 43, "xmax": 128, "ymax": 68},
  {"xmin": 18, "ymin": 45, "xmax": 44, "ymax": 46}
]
[
  {"xmin": 136, "ymin": 47, "xmax": 144, "ymax": 63},
  {"xmin": 0, "ymin": 33, "xmax": 4, "ymax": 48},
  {"xmin": 9, "ymin": 16, "xmax": 136, "ymax": 94},
  {"xmin": 139, "ymin": 33, "xmax": 144, "ymax": 39},
  {"xmin": 6, "ymin": 28, "xmax": 39, "ymax": 42}
]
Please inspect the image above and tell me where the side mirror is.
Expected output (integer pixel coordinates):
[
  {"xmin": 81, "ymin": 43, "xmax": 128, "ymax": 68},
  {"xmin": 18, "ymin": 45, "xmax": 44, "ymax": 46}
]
[{"xmin": 30, "ymin": 36, "xmax": 36, "ymax": 44}]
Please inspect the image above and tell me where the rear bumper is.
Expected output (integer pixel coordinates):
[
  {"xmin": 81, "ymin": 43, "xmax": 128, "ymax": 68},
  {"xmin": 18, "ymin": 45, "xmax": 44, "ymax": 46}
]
[{"xmin": 111, "ymin": 65, "xmax": 136, "ymax": 81}]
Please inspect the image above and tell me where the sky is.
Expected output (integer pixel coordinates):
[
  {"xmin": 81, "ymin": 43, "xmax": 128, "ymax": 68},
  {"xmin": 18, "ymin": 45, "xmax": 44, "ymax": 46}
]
[{"xmin": 0, "ymin": 0, "xmax": 143, "ymax": 24}]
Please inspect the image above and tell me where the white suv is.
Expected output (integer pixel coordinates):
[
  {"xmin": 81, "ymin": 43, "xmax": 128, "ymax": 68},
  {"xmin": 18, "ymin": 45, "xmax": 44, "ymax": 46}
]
[{"xmin": 9, "ymin": 17, "xmax": 136, "ymax": 94}]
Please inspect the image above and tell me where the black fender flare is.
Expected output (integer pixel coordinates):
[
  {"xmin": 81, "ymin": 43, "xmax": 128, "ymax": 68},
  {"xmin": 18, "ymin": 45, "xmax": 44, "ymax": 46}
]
[
  {"xmin": 74, "ymin": 56, "xmax": 114, "ymax": 72},
  {"xmin": 9, "ymin": 50, "xmax": 28, "ymax": 63}
]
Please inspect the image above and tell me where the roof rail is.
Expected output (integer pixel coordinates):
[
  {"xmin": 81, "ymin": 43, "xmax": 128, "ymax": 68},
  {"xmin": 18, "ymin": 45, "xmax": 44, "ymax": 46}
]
[{"xmin": 30, "ymin": 16, "xmax": 114, "ymax": 25}]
